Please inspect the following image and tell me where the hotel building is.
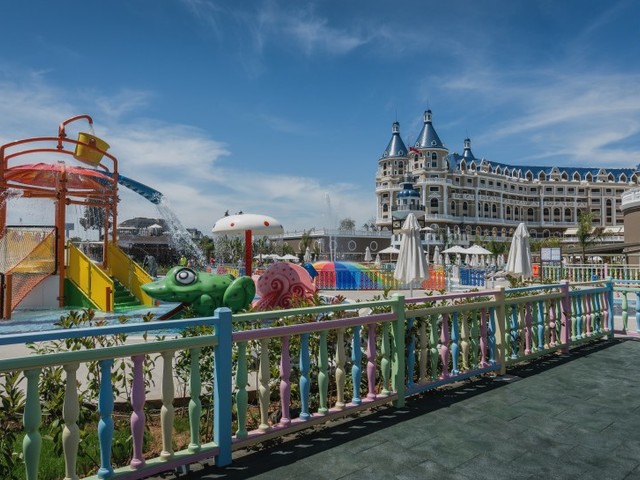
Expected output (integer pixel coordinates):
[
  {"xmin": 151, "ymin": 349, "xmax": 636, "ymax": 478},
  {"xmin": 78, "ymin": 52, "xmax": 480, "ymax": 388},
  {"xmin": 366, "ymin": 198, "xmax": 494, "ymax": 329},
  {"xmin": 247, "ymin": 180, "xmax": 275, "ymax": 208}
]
[{"xmin": 376, "ymin": 110, "xmax": 639, "ymax": 243}]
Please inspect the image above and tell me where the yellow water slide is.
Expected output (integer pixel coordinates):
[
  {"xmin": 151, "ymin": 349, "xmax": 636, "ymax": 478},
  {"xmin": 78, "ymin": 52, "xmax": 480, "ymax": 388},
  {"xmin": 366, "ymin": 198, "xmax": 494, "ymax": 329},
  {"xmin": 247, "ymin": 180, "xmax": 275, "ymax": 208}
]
[{"xmin": 66, "ymin": 242, "xmax": 154, "ymax": 311}]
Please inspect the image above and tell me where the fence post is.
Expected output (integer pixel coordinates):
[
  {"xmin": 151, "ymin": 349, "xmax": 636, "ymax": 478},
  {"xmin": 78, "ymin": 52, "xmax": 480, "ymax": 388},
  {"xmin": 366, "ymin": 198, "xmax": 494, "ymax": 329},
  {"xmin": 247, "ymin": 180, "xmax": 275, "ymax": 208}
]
[
  {"xmin": 391, "ymin": 294, "xmax": 406, "ymax": 408},
  {"xmin": 560, "ymin": 280, "xmax": 571, "ymax": 353},
  {"xmin": 494, "ymin": 286, "xmax": 507, "ymax": 375},
  {"xmin": 606, "ymin": 277, "xmax": 614, "ymax": 338},
  {"xmin": 213, "ymin": 307, "xmax": 233, "ymax": 466}
]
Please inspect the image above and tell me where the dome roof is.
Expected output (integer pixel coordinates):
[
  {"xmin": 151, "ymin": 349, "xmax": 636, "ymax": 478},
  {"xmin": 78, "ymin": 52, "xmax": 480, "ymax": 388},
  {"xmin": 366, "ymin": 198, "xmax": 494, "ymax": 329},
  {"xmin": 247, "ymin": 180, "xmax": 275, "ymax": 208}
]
[
  {"xmin": 397, "ymin": 174, "xmax": 420, "ymax": 198},
  {"xmin": 381, "ymin": 121, "xmax": 408, "ymax": 159},
  {"xmin": 414, "ymin": 110, "xmax": 444, "ymax": 149}
]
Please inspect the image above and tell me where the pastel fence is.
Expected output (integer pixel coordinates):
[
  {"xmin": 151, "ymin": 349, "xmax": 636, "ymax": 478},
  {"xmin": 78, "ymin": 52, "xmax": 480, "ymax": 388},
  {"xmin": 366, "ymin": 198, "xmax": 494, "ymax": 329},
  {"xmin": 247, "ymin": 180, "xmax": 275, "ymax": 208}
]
[
  {"xmin": 0, "ymin": 279, "xmax": 618, "ymax": 479},
  {"xmin": 314, "ymin": 265, "xmax": 446, "ymax": 291},
  {"xmin": 542, "ymin": 264, "xmax": 640, "ymax": 283},
  {"xmin": 612, "ymin": 279, "xmax": 640, "ymax": 335}
]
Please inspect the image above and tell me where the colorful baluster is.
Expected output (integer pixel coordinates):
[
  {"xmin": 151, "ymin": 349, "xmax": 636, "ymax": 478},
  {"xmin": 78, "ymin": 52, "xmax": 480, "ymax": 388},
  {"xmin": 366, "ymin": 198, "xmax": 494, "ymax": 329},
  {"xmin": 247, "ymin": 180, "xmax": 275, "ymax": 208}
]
[
  {"xmin": 235, "ymin": 342, "xmax": 248, "ymax": 438},
  {"xmin": 258, "ymin": 338, "xmax": 270, "ymax": 431},
  {"xmin": 509, "ymin": 304, "xmax": 519, "ymax": 359},
  {"xmin": 548, "ymin": 298, "xmax": 557, "ymax": 347},
  {"xmin": 469, "ymin": 309, "xmax": 479, "ymax": 368},
  {"xmin": 584, "ymin": 294, "xmax": 592, "ymax": 337},
  {"xmin": 621, "ymin": 292, "xmax": 628, "ymax": 333},
  {"xmin": 440, "ymin": 313, "xmax": 451, "ymax": 377},
  {"xmin": 351, "ymin": 325, "xmax": 362, "ymax": 405},
  {"xmin": 536, "ymin": 300, "xmax": 545, "ymax": 352},
  {"xmin": 406, "ymin": 317, "xmax": 416, "ymax": 386},
  {"xmin": 380, "ymin": 323, "xmax": 391, "ymax": 396},
  {"xmin": 366, "ymin": 324, "xmax": 377, "ymax": 399},
  {"xmin": 571, "ymin": 296, "xmax": 579, "ymax": 341},
  {"xmin": 279, "ymin": 336, "xmax": 292, "ymax": 424},
  {"xmin": 451, "ymin": 312, "xmax": 460, "ymax": 375},
  {"xmin": 594, "ymin": 292, "xmax": 602, "ymax": 333},
  {"xmin": 460, "ymin": 312, "xmax": 470, "ymax": 371},
  {"xmin": 97, "ymin": 359, "xmax": 114, "ymax": 478},
  {"xmin": 130, "ymin": 355, "xmax": 146, "ymax": 468},
  {"xmin": 479, "ymin": 309, "xmax": 488, "ymax": 368},
  {"xmin": 429, "ymin": 315, "xmax": 439, "ymax": 380},
  {"xmin": 335, "ymin": 328, "xmax": 346, "ymax": 409},
  {"xmin": 299, "ymin": 333, "xmax": 311, "ymax": 419},
  {"xmin": 188, "ymin": 348, "xmax": 202, "ymax": 451},
  {"xmin": 62, "ymin": 363, "xmax": 80, "ymax": 480},
  {"xmin": 160, "ymin": 351, "xmax": 175, "ymax": 460},
  {"xmin": 488, "ymin": 308, "xmax": 497, "ymax": 365},
  {"xmin": 318, "ymin": 331, "xmax": 329, "ymax": 412},
  {"xmin": 635, "ymin": 291, "xmax": 640, "ymax": 333},
  {"xmin": 418, "ymin": 318, "xmax": 428, "ymax": 384},
  {"xmin": 23, "ymin": 368, "xmax": 42, "ymax": 480},
  {"xmin": 524, "ymin": 303, "xmax": 532, "ymax": 355}
]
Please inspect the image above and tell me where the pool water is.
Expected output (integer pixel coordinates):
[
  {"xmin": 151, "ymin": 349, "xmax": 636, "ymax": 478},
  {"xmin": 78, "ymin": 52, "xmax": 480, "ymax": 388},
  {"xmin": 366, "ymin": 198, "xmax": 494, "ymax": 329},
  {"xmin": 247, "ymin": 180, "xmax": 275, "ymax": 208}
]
[{"xmin": 0, "ymin": 303, "xmax": 181, "ymax": 336}]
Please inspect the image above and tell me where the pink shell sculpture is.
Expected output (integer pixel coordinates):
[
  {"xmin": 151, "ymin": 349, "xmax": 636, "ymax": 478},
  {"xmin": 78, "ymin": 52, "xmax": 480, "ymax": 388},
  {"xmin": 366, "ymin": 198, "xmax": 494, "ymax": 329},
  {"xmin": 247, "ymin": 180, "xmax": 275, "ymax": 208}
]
[{"xmin": 252, "ymin": 262, "xmax": 317, "ymax": 310}]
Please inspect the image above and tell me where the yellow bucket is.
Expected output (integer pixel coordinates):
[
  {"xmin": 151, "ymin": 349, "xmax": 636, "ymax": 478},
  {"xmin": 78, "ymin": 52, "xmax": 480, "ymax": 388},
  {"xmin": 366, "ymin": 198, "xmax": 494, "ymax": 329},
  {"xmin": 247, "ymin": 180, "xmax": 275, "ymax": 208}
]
[{"xmin": 73, "ymin": 132, "xmax": 110, "ymax": 165}]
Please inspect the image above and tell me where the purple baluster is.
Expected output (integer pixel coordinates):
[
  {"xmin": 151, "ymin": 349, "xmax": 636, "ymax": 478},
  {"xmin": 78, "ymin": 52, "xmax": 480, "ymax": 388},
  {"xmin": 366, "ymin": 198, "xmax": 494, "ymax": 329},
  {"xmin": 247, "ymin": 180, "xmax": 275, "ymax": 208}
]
[
  {"xmin": 130, "ymin": 355, "xmax": 145, "ymax": 469},
  {"xmin": 279, "ymin": 336, "xmax": 291, "ymax": 425}
]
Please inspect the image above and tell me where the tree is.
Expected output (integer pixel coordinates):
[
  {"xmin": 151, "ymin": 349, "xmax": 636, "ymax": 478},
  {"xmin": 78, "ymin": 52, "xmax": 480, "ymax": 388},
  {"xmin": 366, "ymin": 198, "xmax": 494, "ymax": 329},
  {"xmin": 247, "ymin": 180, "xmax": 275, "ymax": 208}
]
[
  {"xmin": 576, "ymin": 212, "xmax": 605, "ymax": 260},
  {"xmin": 300, "ymin": 230, "xmax": 313, "ymax": 255},
  {"xmin": 338, "ymin": 218, "xmax": 356, "ymax": 231}
]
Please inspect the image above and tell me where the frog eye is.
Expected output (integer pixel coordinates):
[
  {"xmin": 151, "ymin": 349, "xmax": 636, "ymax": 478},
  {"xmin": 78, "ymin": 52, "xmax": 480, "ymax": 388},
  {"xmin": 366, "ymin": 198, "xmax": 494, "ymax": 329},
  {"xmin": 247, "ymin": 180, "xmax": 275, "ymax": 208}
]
[{"xmin": 175, "ymin": 268, "xmax": 197, "ymax": 285}]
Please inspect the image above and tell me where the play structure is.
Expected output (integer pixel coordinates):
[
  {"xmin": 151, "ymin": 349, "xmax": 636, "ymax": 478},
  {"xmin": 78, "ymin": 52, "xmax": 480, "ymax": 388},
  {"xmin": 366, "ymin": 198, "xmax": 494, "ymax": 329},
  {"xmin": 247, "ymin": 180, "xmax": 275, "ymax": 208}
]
[{"xmin": 0, "ymin": 115, "xmax": 165, "ymax": 318}]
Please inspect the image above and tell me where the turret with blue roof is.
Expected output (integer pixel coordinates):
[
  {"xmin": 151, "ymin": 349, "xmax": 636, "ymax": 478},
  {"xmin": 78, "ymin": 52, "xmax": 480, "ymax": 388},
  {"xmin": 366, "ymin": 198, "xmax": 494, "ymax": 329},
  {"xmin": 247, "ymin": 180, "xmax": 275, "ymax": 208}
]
[
  {"xmin": 381, "ymin": 121, "xmax": 407, "ymax": 159},
  {"xmin": 414, "ymin": 110, "xmax": 445, "ymax": 149}
]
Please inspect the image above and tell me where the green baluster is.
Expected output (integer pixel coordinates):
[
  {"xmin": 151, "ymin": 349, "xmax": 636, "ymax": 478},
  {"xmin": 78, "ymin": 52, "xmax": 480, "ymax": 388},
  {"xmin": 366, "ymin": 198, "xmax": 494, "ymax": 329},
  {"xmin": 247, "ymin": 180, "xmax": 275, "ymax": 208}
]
[
  {"xmin": 318, "ymin": 331, "xmax": 329, "ymax": 413},
  {"xmin": 235, "ymin": 342, "xmax": 248, "ymax": 439}
]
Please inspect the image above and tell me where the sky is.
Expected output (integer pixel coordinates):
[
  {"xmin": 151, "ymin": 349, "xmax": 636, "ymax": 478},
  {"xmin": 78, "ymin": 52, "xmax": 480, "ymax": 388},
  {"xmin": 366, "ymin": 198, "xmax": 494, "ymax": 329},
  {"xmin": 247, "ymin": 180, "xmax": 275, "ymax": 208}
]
[{"xmin": 1, "ymin": 0, "xmax": 639, "ymax": 237}]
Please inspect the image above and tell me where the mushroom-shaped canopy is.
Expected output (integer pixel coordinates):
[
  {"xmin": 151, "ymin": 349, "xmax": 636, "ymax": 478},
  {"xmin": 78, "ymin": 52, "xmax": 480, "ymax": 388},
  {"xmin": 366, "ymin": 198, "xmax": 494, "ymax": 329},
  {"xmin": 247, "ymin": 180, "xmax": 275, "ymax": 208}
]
[{"xmin": 212, "ymin": 213, "xmax": 284, "ymax": 236}]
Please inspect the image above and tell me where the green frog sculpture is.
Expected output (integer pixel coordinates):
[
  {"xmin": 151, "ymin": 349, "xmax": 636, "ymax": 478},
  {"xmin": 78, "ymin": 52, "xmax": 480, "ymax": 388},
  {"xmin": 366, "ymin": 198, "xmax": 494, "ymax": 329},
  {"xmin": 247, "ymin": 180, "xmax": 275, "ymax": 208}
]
[{"xmin": 141, "ymin": 266, "xmax": 256, "ymax": 316}]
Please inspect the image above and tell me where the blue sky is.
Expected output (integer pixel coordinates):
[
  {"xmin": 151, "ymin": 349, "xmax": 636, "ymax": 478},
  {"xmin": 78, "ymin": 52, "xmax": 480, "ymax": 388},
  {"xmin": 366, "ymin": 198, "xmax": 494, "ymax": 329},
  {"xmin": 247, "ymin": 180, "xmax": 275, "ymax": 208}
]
[{"xmin": 1, "ymin": 0, "xmax": 639, "ymax": 235}]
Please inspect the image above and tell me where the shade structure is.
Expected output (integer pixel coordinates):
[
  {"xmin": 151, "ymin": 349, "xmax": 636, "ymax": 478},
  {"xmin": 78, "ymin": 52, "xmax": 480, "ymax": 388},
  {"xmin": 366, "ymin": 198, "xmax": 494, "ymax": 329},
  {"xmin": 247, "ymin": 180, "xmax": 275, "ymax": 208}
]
[
  {"xmin": 506, "ymin": 222, "xmax": 533, "ymax": 278},
  {"xmin": 379, "ymin": 246, "xmax": 400, "ymax": 254},
  {"xmin": 312, "ymin": 261, "xmax": 381, "ymax": 289},
  {"xmin": 5, "ymin": 162, "xmax": 113, "ymax": 192},
  {"xmin": 442, "ymin": 245, "xmax": 467, "ymax": 254},
  {"xmin": 394, "ymin": 213, "xmax": 429, "ymax": 295},
  {"xmin": 364, "ymin": 246, "xmax": 372, "ymax": 262},
  {"xmin": 212, "ymin": 213, "xmax": 284, "ymax": 275},
  {"xmin": 374, "ymin": 253, "xmax": 382, "ymax": 268},
  {"xmin": 464, "ymin": 244, "xmax": 492, "ymax": 256}
]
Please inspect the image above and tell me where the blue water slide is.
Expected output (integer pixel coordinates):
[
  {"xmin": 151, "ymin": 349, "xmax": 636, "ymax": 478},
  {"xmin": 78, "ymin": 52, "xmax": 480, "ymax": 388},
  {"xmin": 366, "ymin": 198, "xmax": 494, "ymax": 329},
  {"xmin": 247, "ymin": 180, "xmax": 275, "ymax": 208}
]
[{"xmin": 103, "ymin": 172, "xmax": 163, "ymax": 204}]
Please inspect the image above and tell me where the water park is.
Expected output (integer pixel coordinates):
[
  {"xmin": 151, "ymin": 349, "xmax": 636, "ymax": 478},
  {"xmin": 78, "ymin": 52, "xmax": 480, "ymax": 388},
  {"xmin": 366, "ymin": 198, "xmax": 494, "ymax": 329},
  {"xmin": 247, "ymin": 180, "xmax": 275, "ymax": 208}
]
[{"xmin": 2, "ymin": 117, "xmax": 640, "ymax": 479}]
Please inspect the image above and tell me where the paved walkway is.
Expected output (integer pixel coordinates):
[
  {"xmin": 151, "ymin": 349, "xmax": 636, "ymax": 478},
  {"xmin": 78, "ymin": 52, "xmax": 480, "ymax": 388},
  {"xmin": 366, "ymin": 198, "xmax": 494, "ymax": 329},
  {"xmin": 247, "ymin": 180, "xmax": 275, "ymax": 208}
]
[{"xmin": 151, "ymin": 338, "xmax": 640, "ymax": 480}]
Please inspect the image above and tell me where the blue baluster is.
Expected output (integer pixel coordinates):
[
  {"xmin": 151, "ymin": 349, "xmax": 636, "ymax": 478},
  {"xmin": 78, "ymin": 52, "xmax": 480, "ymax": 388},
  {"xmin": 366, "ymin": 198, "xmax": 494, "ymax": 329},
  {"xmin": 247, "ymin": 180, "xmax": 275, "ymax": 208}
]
[
  {"xmin": 351, "ymin": 325, "xmax": 362, "ymax": 405},
  {"xmin": 451, "ymin": 312, "xmax": 460, "ymax": 375},
  {"xmin": 488, "ymin": 307, "xmax": 496, "ymax": 365},
  {"xmin": 510, "ymin": 304, "xmax": 519, "ymax": 359},
  {"xmin": 97, "ymin": 359, "xmax": 114, "ymax": 479},
  {"xmin": 299, "ymin": 333, "xmax": 310, "ymax": 420},
  {"xmin": 635, "ymin": 291, "xmax": 640, "ymax": 333}
]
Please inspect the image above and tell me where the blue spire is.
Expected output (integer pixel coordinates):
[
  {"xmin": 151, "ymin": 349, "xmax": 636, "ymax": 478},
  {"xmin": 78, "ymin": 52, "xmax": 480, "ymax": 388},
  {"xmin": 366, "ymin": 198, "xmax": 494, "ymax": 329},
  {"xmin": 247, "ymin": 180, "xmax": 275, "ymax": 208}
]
[
  {"xmin": 381, "ymin": 121, "xmax": 408, "ymax": 158},
  {"xmin": 414, "ymin": 110, "xmax": 444, "ymax": 149}
]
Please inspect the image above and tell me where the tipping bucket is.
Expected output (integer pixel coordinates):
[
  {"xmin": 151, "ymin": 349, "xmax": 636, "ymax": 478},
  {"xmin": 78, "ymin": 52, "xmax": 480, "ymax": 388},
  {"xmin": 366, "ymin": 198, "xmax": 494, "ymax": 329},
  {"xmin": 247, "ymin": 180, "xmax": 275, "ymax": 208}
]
[{"xmin": 73, "ymin": 132, "xmax": 110, "ymax": 165}]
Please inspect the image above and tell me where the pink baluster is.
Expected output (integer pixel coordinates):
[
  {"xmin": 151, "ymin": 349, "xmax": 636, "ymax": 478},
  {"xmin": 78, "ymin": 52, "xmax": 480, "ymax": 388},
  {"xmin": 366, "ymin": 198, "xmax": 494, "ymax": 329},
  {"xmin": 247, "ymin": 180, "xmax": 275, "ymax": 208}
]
[
  {"xmin": 130, "ymin": 354, "xmax": 145, "ymax": 469},
  {"xmin": 549, "ymin": 299, "xmax": 557, "ymax": 347},
  {"xmin": 279, "ymin": 336, "xmax": 291, "ymax": 425},
  {"xmin": 479, "ymin": 309, "xmax": 489, "ymax": 367},
  {"xmin": 440, "ymin": 313, "xmax": 450, "ymax": 379}
]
